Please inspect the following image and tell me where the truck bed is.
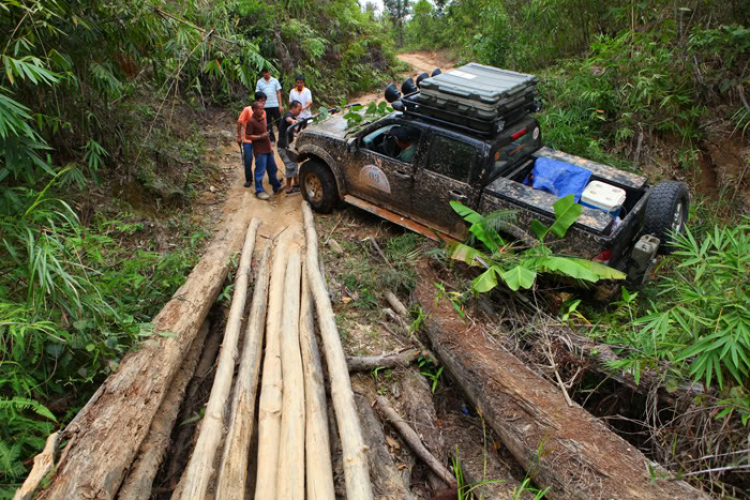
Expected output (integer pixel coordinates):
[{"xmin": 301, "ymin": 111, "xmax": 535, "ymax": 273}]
[{"xmin": 481, "ymin": 147, "xmax": 650, "ymax": 262}]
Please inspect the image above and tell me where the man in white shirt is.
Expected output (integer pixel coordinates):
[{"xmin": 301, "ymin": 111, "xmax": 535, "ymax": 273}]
[
  {"xmin": 289, "ymin": 75, "xmax": 313, "ymax": 120},
  {"xmin": 255, "ymin": 68, "xmax": 283, "ymax": 144}
]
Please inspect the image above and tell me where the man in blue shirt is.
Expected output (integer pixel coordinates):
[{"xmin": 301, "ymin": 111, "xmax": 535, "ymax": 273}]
[{"xmin": 255, "ymin": 68, "xmax": 283, "ymax": 145}]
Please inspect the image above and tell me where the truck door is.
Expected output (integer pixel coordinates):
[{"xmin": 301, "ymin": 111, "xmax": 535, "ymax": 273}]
[
  {"xmin": 411, "ymin": 134, "xmax": 479, "ymax": 238},
  {"xmin": 343, "ymin": 123, "xmax": 420, "ymax": 216}
]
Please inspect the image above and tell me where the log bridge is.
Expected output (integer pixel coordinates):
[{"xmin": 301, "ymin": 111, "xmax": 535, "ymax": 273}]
[{"xmin": 16, "ymin": 201, "xmax": 708, "ymax": 500}]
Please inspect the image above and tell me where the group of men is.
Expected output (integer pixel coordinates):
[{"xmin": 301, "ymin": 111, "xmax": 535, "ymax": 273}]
[{"xmin": 236, "ymin": 68, "xmax": 313, "ymax": 200}]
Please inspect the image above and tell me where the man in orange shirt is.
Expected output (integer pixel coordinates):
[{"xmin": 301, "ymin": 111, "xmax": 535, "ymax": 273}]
[{"xmin": 236, "ymin": 92, "xmax": 267, "ymax": 188}]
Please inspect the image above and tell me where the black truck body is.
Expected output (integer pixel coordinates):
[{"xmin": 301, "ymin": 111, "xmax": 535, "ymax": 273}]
[{"xmin": 289, "ymin": 85, "xmax": 688, "ymax": 285}]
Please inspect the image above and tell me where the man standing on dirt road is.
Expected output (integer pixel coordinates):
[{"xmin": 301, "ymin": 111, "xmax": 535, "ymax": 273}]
[
  {"xmin": 278, "ymin": 100, "xmax": 303, "ymax": 194},
  {"xmin": 289, "ymin": 75, "xmax": 313, "ymax": 120},
  {"xmin": 236, "ymin": 92, "xmax": 268, "ymax": 188},
  {"xmin": 245, "ymin": 101, "xmax": 282, "ymax": 200},
  {"xmin": 255, "ymin": 68, "xmax": 283, "ymax": 145}
]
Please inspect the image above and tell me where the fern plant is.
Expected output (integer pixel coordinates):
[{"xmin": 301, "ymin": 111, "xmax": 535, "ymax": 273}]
[
  {"xmin": 449, "ymin": 195, "xmax": 625, "ymax": 293},
  {"xmin": 636, "ymin": 220, "xmax": 750, "ymax": 389}
]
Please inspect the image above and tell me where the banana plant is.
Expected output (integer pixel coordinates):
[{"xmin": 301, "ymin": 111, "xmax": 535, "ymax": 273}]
[{"xmin": 449, "ymin": 194, "xmax": 625, "ymax": 292}]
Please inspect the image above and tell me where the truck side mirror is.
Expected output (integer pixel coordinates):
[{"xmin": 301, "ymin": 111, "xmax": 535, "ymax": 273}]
[{"xmin": 347, "ymin": 137, "xmax": 358, "ymax": 154}]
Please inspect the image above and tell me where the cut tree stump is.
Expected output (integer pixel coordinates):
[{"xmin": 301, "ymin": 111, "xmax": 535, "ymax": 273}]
[
  {"xmin": 302, "ymin": 201, "xmax": 374, "ymax": 500},
  {"xmin": 215, "ymin": 246, "xmax": 271, "ymax": 500},
  {"xmin": 179, "ymin": 219, "xmax": 261, "ymax": 500},
  {"xmin": 277, "ymin": 253, "xmax": 305, "ymax": 500},
  {"xmin": 36, "ymin": 214, "xmax": 254, "ymax": 500},
  {"xmin": 415, "ymin": 267, "xmax": 710, "ymax": 500},
  {"xmin": 254, "ymin": 238, "xmax": 288, "ymax": 500},
  {"xmin": 300, "ymin": 265, "xmax": 336, "ymax": 500},
  {"xmin": 118, "ymin": 319, "xmax": 210, "ymax": 500}
]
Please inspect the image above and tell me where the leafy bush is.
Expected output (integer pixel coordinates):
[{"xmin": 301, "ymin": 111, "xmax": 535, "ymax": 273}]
[{"xmin": 632, "ymin": 220, "xmax": 750, "ymax": 389}]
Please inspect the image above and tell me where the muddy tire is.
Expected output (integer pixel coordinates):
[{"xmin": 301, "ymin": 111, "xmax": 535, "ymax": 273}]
[
  {"xmin": 300, "ymin": 159, "xmax": 339, "ymax": 214},
  {"xmin": 643, "ymin": 180, "xmax": 689, "ymax": 255}
]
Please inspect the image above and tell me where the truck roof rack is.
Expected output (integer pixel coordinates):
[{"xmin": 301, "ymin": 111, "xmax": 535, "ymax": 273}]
[{"xmin": 400, "ymin": 92, "xmax": 541, "ymax": 138}]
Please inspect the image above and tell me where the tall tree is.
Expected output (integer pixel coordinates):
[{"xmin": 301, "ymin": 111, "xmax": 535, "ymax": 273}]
[{"xmin": 384, "ymin": 0, "xmax": 410, "ymax": 46}]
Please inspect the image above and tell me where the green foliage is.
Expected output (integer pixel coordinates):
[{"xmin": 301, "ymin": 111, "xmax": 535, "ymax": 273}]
[
  {"xmin": 417, "ymin": 355, "xmax": 444, "ymax": 394},
  {"xmin": 344, "ymin": 101, "xmax": 393, "ymax": 131},
  {"xmin": 634, "ymin": 221, "xmax": 750, "ymax": 389},
  {"xmin": 0, "ymin": 0, "xmax": 397, "ymax": 491},
  {"xmin": 449, "ymin": 196, "xmax": 625, "ymax": 293}
]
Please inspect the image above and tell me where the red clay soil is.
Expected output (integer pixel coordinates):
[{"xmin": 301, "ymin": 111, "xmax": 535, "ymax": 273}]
[{"xmin": 415, "ymin": 262, "xmax": 709, "ymax": 500}]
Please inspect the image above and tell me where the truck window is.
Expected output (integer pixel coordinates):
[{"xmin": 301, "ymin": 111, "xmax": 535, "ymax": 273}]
[{"xmin": 426, "ymin": 135, "xmax": 475, "ymax": 182}]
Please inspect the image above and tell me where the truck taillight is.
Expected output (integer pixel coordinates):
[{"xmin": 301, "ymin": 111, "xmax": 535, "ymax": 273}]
[
  {"xmin": 511, "ymin": 128, "xmax": 527, "ymax": 140},
  {"xmin": 593, "ymin": 249, "xmax": 612, "ymax": 264}
]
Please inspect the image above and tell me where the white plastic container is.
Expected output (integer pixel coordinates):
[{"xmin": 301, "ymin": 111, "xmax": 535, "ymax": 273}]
[{"xmin": 581, "ymin": 181, "xmax": 626, "ymax": 217}]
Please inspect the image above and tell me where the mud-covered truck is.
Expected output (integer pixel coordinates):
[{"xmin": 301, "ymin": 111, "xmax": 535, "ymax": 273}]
[{"xmin": 289, "ymin": 63, "xmax": 690, "ymax": 285}]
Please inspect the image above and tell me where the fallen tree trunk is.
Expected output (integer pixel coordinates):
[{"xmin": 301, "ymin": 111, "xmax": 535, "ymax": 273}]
[
  {"xmin": 164, "ymin": 323, "xmax": 223, "ymax": 490},
  {"xmin": 254, "ymin": 239, "xmax": 288, "ymax": 500},
  {"xmin": 36, "ymin": 214, "xmax": 253, "ymax": 500},
  {"xmin": 118, "ymin": 319, "xmax": 210, "ymax": 500},
  {"xmin": 376, "ymin": 396, "xmax": 457, "ymax": 489},
  {"xmin": 215, "ymin": 246, "xmax": 271, "ymax": 500},
  {"xmin": 400, "ymin": 368, "xmax": 448, "ymax": 492},
  {"xmin": 179, "ymin": 219, "xmax": 261, "ymax": 500},
  {"xmin": 277, "ymin": 253, "xmax": 305, "ymax": 500},
  {"xmin": 346, "ymin": 347, "xmax": 426, "ymax": 372},
  {"xmin": 302, "ymin": 201, "xmax": 374, "ymax": 500},
  {"xmin": 415, "ymin": 267, "xmax": 710, "ymax": 500},
  {"xmin": 300, "ymin": 265, "xmax": 336, "ymax": 500},
  {"xmin": 353, "ymin": 391, "xmax": 415, "ymax": 500}
]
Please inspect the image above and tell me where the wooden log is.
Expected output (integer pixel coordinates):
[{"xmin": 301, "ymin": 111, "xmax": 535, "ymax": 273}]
[
  {"xmin": 300, "ymin": 264, "xmax": 336, "ymax": 500},
  {"xmin": 353, "ymin": 391, "xmax": 415, "ymax": 500},
  {"xmin": 301, "ymin": 200, "xmax": 374, "ymax": 500},
  {"xmin": 36, "ymin": 215, "xmax": 254, "ymax": 500},
  {"xmin": 179, "ymin": 219, "xmax": 261, "ymax": 500},
  {"xmin": 253, "ymin": 239, "xmax": 288, "ymax": 500},
  {"xmin": 164, "ymin": 324, "xmax": 222, "ymax": 489},
  {"xmin": 376, "ymin": 396, "xmax": 457, "ymax": 489},
  {"xmin": 277, "ymin": 253, "xmax": 305, "ymax": 499},
  {"xmin": 13, "ymin": 432, "xmax": 60, "ymax": 500},
  {"xmin": 118, "ymin": 319, "xmax": 210, "ymax": 500},
  {"xmin": 400, "ymin": 369, "xmax": 448, "ymax": 492},
  {"xmin": 215, "ymin": 246, "xmax": 271, "ymax": 500},
  {"xmin": 415, "ymin": 268, "xmax": 710, "ymax": 500},
  {"xmin": 346, "ymin": 347, "xmax": 428, "ymax": 372},
  {"xmin": 385, "ymin": 291, "xmax": 408, "ymax": 317}
]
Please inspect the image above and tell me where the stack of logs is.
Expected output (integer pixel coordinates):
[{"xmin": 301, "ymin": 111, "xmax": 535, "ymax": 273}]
[{"xmin": 15, "ymin": 202, "xmax": 375, "ymax": 500}]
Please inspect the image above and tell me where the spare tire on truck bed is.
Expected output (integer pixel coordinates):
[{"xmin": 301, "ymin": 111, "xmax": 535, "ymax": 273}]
[{"xmin": 643, "ymin": 180, "xmax": 689, "ymax": 254}]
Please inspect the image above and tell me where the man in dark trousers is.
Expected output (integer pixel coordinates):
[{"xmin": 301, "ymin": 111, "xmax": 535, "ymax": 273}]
[
  {"xmin": 278, "ymin": 100, "xmax": 303, "ymax": 194},
  {"xmin": 245, "ymin": 101, "xmax": 282, "ymax": 200},
  {"xmin": 255, "ymin": 68, "xmax": 283, "ymax": 144},
  {"xmin": 236, "ymin": 92, "xmax": 267, "ymax": 188}
]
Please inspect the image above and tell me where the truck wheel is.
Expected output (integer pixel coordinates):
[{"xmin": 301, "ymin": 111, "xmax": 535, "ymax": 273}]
[
  {"xmin": 300, "ymin": 159, "xmax": 339, "ymax": 214},
  {"xmin": 643, "ymin": 180, "xmax": 689, "ymax": 255}
]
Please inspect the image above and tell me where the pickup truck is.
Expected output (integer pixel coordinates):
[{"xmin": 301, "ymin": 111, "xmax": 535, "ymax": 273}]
[{"xmin": 288, "ymin": 108, "xmax": 690, "ymax": 285}]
